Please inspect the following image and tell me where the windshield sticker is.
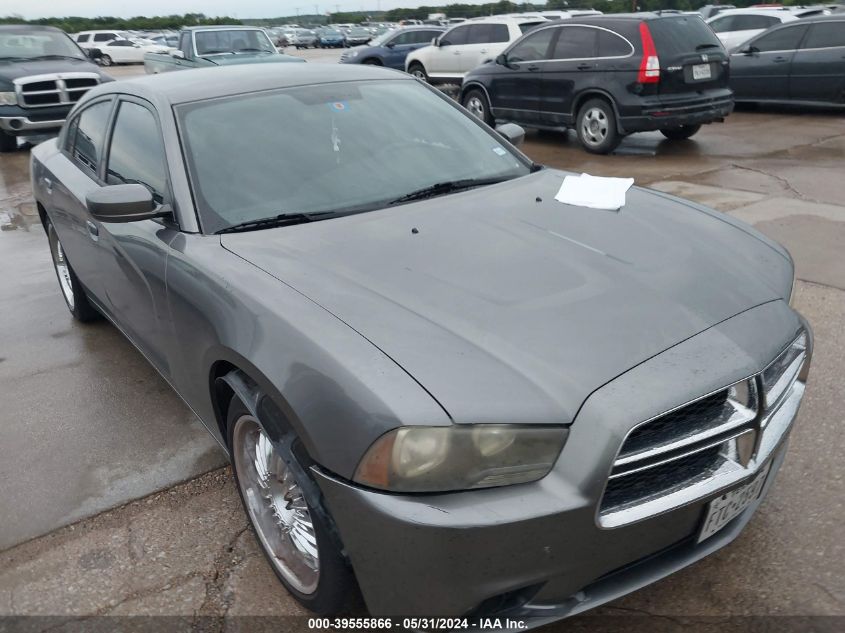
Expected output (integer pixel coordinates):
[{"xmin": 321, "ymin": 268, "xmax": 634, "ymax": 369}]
[
  {"xmin": 492, "ymin": 146, "xmax": 507, "ymax": 156},
  {"xmin": 328, "ymin": 101, "xmax": 349, "ymax": 112}
]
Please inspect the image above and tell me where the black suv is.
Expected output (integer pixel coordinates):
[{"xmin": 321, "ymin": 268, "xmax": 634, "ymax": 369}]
[
  {"xmin": 461, "ymin": 13, "xmax": 733, "ymax": 153},
  {"xmin": 0, "ymin": 24, "xmax": 111, "ymax": 152}
]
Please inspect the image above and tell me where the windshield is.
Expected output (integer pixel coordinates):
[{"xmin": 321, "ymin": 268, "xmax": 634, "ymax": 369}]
[
  {"xmin": 194, "ymin": 29, "xmax": 276, "ymax": 55},
  {"xmin": 178, "ymin": 80, "xmax": 530, "ymax": 234},
  {"xmin": 0, "ymin": 29, "xmax": 86, "ymax": 61}
]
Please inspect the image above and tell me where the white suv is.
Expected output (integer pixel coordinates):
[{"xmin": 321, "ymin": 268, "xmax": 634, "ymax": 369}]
[
  {"xmin": 74, "ymin": 30, "xmax": 131, "ymax": 49},
  {"xmin": 706, "ymin": 9, "xmax": 799, "ymax": 50},
  {"xmin": 405, "ymin": 17, "xmax": 546, "ymax": 84}
]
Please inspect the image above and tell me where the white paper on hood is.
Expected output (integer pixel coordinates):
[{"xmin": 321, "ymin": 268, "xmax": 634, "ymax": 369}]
[{"xmin": 554, "ymin": 173, "xmax": 635, "ymax": 211}]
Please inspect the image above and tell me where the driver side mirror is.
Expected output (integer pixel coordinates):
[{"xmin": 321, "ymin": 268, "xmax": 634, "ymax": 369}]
[
  {"xmin": 495, "ymin": 53, "xmax": 508, "ymax": 66},
  {"xmin": 740, "ymin": 45, "xmax": 759, "ymax": 55},
  {"xmin": 385, "ymin": 41, "xmax": 395, "ymax": 48},
  {"xmin": 170, "ymin": 49, "xmax": 185, "ymax": 59},
  {"xmin": 496, "ymin": 123, "xmax": 525, "ymax": 148},
  {"xmin": 86, "ymin": 184, "xmax": 168, "ymax": 223}
]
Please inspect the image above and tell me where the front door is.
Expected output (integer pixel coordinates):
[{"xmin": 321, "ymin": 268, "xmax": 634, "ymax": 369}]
[{"xmin": 538, "ymin": 25, "xmax": 600, "ymax": 126}]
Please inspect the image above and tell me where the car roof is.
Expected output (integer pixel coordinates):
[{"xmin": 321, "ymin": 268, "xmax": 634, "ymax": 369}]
[
  {"xmin": 0, "ymin": 24, "xmax": 64, "ymax": 33},
  {"xmin": 463, "ymin": 17, "xmax": 548, "ymax": 24},
  {"xmin": 182, "ymin": 25, "xmax": 265, "ymax": 31},
  {"xmin": 86, "ymin": 63, "xmax": 412, "ymax": 106}
]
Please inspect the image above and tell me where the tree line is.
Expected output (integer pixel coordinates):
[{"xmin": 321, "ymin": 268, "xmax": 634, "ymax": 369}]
[{"xmin": 0, "ymin": 13, "xmax": 240, "ymax": 32}]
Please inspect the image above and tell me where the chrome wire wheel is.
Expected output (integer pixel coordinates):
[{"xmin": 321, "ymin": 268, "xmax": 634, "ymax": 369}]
[
  {"xmin": 48, "ymin": 227, "xmax": 75, "ymax": 311},
  {"xmin": 232, "ymin": 415, "xmax": 320, "ymax": 594},
  {"xmin": 466, "ymin": 95, "xmax": 485, "ymax": 120},
  {"xmin": 581, "ymin": 106, "xmax": 609, "ymax": 147}
]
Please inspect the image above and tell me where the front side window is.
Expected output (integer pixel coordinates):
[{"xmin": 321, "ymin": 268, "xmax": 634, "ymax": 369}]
[
  {"xmin": 179, "ymin": 32, "xmax": 192, "ymax": 56},
  {"xmin": 753, "ymin": 25, "xmax": 808, "ymax": 52},
  {"xmin": 508, "ymin": 28, "xmax": 555, "ymax": 63},
  {"xmin": 71, "ymin": 100, "xmax": 113, "ymax": 175},
  {"xmin": 93, "ymin": 33, "xmax": 116, "ymax": 42},
  {"xmin": 709, "ymin": 16, "xmax": 734, "ymax": 33},
  {"xmin": 733, "ymin": 15, "xmax": 780, "ymax": 31},
  {"xmin": 106, "ymin": 101, "xmax": 167, "ymax": 203},
  {"xmin": 391, "ymin": 32, "xmax": 413, "ymax": 46},
  {"xmin": 178, "ymin": 80, "xmax": 530, "ymax": 234},
  {"xmin": 803, "ymin": 22, "xmax": 845, "ymax": 49},
  {"xmin": 552, "ymin": 26, "xmax": 597, "ymax": 59},
  {"xmin": 440, "ymin": 25, "xmax": 469, "ymax": 46},
  {"xmin": 416, "ymin": 30, "xmax": 441, "ymax": 44}
]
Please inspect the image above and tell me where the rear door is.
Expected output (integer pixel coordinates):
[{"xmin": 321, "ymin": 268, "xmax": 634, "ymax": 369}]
[
  {"xmin": 460, "ymin": 23, "xmax": 511, "ymax": 72},
  {"xmin": 647, "ymin": 16, "xmax": 730, "ymax": 97},
  {"xmin": 536, "ymin": 25, "xmax": 599, "ymax": 125},
  {"xmin": 789, "ymin": 20, "xmax": 845, "ymax": 104},
  {"xmin": 96, "ymin": 97, "xmax": 178, "ymax": 375},
  {"xmin": 45, "ymin": 97, "xmax": 116, "ymax": 303},
  {"xmin": 730, "ymin": 24, "xmax": 808, "ymax": 101},
  {"xmin": 488, "ymin": 26, "xmax": 557, "ymax": 124}
]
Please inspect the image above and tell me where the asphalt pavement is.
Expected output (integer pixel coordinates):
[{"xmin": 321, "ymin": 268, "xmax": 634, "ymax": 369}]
[{"xmin": 0, "ymin": 53, "xmax": 842, "ymax": 625}]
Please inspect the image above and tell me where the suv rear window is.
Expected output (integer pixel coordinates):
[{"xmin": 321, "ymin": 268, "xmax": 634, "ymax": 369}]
[{"xmin": 647, "ymin": 16, "xmax": 723, "ymax": 58}]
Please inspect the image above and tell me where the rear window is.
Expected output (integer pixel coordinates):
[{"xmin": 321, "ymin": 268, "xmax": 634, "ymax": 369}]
[
  {"xmin": 648, "ymin": 16, "xmax": 723, "ymax": 57},
  {"xmin": 467, "ymin": 24, "xmax": 510, "ymax": 44}
]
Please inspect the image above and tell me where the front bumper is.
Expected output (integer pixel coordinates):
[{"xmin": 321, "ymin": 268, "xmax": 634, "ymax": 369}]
[
  {"xmin": 314, "ymin": 301, "xmax": 811, "ymax": 619},
  {"xmin": 0, "ymin": 104, "xmax": 72, "ymax": 135}
]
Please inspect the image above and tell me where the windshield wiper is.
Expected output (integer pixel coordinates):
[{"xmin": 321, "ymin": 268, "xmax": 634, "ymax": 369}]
[
  {"xmin": 216, "ymin": 211, "xmax": 335, "ymax": 234},
  {"xmin": 696, "ymin": 43, "xmax": 721, "ymax": 50},
  {"xmin": 235, "ymin": 47, "xmax": 272, "ymax": 53},
  {"xmin": 388, "ymin": 177, "xmax": 511, "ymax": 205},
  {"xmin": 28, "ymin": 54, "xmax": 85, "ymax": 61}
]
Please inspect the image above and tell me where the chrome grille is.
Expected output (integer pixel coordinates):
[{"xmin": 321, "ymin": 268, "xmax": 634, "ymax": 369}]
[
  {"xmin": 599, "ymin": 331, "xmax": 807, "ymax": 528},
  {"xmin": 14, "ymin": 73, "xmax": 100, "ymax": 108}
]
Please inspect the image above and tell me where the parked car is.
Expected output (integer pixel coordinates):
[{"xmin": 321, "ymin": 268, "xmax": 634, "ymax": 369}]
[
  {"xmin": 96, "ymin": 39, "xmax": 169, "ymax": 66},
  {"xmin": 74, "ymin": 30, "xmax": 131, "ymax": 49},
  {"xmin": 31, "ymin": 61, "xmax": 809, "ymax": 623},
  {"xmin": 340, "ymin": 26, "xmax": 444, "ymax": 68},
  {"xmin": 698, "ymin": 4, "xmax": 736, "ymax": 19},
  {"xmin": 706, "ymin": 8, "xmax": 799, "ymax": 51},
  {"xmin": 0, "ymin": 24, "xmax": 111, "ymax": 152},
  {"xmin": 148, "ymin": 33, "xmax": 179, "ymax": 49},
  {"xmin": 290, "ymin": 29, "xmax": 318, "ymax": 49},
  {"xmin": 344, "ymin": 27, "xmax": 373, "ymax": 46},
  {"xmin": 143, "ymin": 26, "xmax": 304, "ymax": 74},
  {"xmin": 406, "ymin": 17, "xmax": 547, "ymax": 84},
  {"xmin": 730, "ymin": 14, "xmax": 845, "ymax": 106},
  {"xmin": 461, "ymin": 13, "xmax": 733, "ymax": 153},
  {"xmin": 316, "ymin": 28, "xmax": 346, "ymax": 48}
]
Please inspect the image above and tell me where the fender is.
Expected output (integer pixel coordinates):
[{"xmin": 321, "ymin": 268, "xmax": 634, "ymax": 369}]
[
  {"xmin": 218, "ymin": 370, "xmax": 350, "ymax": 560},
  {"xmin": 572, "ymin": 89, "xmax": 626, "ymax": 134}
]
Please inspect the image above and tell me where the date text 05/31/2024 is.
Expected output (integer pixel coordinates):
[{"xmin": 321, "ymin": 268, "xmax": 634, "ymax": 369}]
[{"xmin": 308, "ymin": 618, "xmax": 529, "ymax": 630}]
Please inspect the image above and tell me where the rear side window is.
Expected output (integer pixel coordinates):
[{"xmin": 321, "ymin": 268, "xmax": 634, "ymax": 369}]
[
  {"xmin": 552, "ymin": 26, "xmax": 597, "ymax": 59},
  {"xmin": 803, "ymin": 22, "xmax": 845, "ymax": 49},
  {"xmin": 508, "ymin": 28, "xmax": 555, "ymax": 62},
  {"xmin": 418, "ymin": 30, "xmax": 441, "ymax": 43},
  {"xmin": 598, "ymin": 30, "xmax": 634, "ymax": 57},
  {"xmin": 754, "ymin": 25, "xmax": 808, "ymax": 52},
  {"xmin": 519, "ymin": 22, "xmax": 546, "ymax": 34},
  {"xmin": 93, "ymin": 33, "xmax": 115, "ymax": 42},
  {"xmin": 440, "ymin": 25, "xmax": 469, "ymax": 46},
  {"xmin": 70, "ymin": 100, "xmax": 112, "ymax": 175},
  {"xmin": 732, "ymin": 15, "xmax": 779, "ymax": 31},
  {"xmin": 391, "ymin": 32, "xmax": 413, "ymax": 45},
  {"xmin": 648, "ymin": 16, "xmax": 723, "ymax": 58},
  {"xmin": 467, "ymin": 24, "xmax": 509, "ymax": 44},
  {"xmin": 709, "ymin": 16, "xmax": 735, "ymax": 33},
  {"xmin": 76, "ymin": 34, "xmax": 90, "ymax": 43},
  {"xmin": 106, "ymin": 101, "xmax": 167, "ymax": 202}
]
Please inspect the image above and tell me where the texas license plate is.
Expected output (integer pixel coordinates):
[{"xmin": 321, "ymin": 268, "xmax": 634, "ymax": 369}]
[
  {"xmin": 697, "ymin": 462, "xmax": 771, "ymax": 543},
  {"xmin": 692, "ymin": 63, "xmax": 712, "ymax": 81}
]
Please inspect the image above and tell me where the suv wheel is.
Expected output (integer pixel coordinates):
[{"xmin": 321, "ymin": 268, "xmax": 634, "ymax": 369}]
[
  {"xmin": 0, "ymin": 130, "xmax": 17, "ymax": 153},
  {"xmin": 462, "ymin": 89, "xmax": 493, "ymax": 126},
  {"xmin": 661, "ymin": 124, "xmax": 702, "ymax": 140},
  {"xmin": 99, "ymin": 54, "xmax": 113, "ymax": 66},
  {"xmin": 408, "ymin": 62, "xmax": 428, "ymax": 83},
  {"xmin": 576, "ymin": 98, "xmax": 621, "ymax": 155}
]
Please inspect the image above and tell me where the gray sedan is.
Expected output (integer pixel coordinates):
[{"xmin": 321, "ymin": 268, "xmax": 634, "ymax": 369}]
[{"xmin": 30, "ymin": 64, "xmax": 812, "ymax": 621}]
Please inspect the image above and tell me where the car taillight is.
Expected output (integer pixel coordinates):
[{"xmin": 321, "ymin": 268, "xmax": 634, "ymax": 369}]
[{"xmin": 638, "ymin": 22, "xmax": 660, "ymax": 84}]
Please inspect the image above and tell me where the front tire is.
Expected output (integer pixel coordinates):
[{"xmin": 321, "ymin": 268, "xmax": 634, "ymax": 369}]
[
  {"xmin": 227, "ymin": 395, "xmax": 354, "ymax": 615},
  {"xmin": 576, "ymin": 98, "xmax": 621, "ymax": 154},
  {"xmin": 408, "ymin": 62, "xmax": 428, "ymax": 83},
  {"xmin": 0, "ymin": 130, "xmax": 17, "ymax": 153},
  {"xmin": 462, "ymin": 88, "xmax": 493, "ymax": 126},
  {"xmin": 46, "ymin": 220, "xmax": 101, "ymax": 322},
  {"xmin": 661, "ymin": 124, "xmax": 702, "ymax": 140}
]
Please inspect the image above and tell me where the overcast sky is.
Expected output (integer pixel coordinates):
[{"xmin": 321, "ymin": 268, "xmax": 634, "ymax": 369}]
[{"xmin": 4, "ymin": 0, "xmax": 512, "ymax": 20}]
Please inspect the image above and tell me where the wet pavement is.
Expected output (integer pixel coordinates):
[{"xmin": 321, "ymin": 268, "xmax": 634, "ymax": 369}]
[{"xmin": 0, "ymin": 62, "xmax": 843, "ymax": 626}]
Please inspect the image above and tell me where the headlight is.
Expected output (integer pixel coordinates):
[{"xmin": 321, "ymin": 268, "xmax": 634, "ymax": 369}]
[
  {"xmin": 761, "ymin": 332, "xmax": 807, "ymax": 408},
  {"xmin": 348, "ymin": 50, "xmax": 359, "ymax": 58},
  {"xmin": 353, "ymin": 425, "xmax": 568, "ymax": 492},
  {"xmin": 0, "ymin": 92, "xmax": 18, "ymax": 106}
]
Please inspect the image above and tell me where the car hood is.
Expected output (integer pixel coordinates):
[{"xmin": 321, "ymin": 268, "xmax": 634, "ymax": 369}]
[
  {"xmin": 0, "ymin": 57, "xmax": 104, "ymax": 82},
  {"xmin": 221, "ymin": 169, "xmax": 790, "ymax": 426},
  {"xmin": 209, "ymin": 53, "xmax": 306, "ymax": 65}
]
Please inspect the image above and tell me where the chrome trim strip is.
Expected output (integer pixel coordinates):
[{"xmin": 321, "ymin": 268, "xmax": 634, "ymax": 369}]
[{"xmin": 0, "ymin": 117, "xmax": 66, "ymax": 132}]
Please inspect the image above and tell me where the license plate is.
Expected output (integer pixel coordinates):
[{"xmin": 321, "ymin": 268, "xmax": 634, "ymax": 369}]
[
  {"xmin": 697, "ymin": 462, "xmax": 771, "ymax": 543},
  {"xmin": 692, "ymin": 63, "xmax": 712, "ymax": 81}
]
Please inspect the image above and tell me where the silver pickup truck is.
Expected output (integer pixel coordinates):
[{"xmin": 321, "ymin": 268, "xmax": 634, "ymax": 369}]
[{"xmin": 144, "ymin": 25, "xmax": 304, "ymax": 74}]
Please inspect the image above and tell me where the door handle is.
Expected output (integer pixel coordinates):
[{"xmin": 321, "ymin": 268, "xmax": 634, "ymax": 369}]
[
  {"xmin": 527, "ymin": 64, "xmax": 540, "ymax": 72},
  {"xmin": 480, "ymin": 49, "xmax": 487, "ymax": 53},
  {"xmin": 773, "ymin": 56, "xmax": 788, "ymax": 63},
  {"xmin": 42, "ymin": 177, "xmax": 52, "ymax": 193},
  {"xmin": 577, "ymin": 63, "xmax": 592, "ymax": 70},
  {"xmin": 86, "ymin": 220, "xmax": 99, "ymax": 241},
  {"xmin": 453, "ymin": 50, "xmax": 460, "ymax": 55}
]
